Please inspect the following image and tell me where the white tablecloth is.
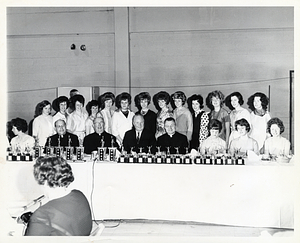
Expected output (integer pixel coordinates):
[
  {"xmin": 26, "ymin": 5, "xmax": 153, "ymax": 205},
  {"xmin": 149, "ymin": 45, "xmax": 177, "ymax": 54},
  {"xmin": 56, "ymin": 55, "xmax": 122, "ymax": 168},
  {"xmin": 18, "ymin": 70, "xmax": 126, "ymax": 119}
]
[{"xmin": 1, "ymin": 160, "xmax": 295, "ymax": 229}]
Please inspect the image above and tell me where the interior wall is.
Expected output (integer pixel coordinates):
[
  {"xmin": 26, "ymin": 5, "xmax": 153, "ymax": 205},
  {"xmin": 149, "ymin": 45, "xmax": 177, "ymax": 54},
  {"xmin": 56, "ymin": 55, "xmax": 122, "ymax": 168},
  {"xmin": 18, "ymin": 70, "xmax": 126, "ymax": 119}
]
[
  {"xmin": 7, "ymin": 7, "xmax": 116, "ymax": 122},
  {"xmin": 129, "ymin": 7, "xmax": 293, "ymax": 138},
  {"xmin": 6, "ymin": 7, "xmax": 294, "ymax": 139}
]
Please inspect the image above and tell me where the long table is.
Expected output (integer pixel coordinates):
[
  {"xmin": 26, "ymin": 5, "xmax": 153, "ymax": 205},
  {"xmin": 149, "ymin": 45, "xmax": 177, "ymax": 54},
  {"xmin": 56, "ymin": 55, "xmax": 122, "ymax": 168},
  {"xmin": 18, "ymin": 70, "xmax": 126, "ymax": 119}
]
[{"xmin": 1, "ymin": 159, "xmax": 295, "ymax": 229}]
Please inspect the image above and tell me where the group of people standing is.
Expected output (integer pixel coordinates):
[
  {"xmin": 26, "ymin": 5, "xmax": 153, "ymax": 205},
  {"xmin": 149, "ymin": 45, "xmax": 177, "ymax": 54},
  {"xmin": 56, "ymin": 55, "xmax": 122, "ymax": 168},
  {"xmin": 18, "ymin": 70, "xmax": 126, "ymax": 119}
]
[{"xmin": 8, "ymin": 89, "xmax": 291, "ymax": 158}]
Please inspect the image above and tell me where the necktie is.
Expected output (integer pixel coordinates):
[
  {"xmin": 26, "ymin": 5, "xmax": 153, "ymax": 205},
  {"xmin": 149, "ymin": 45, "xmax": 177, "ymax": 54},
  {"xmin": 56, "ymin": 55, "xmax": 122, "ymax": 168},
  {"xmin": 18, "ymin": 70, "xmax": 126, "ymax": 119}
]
[{"xmin": 137, "ymin": 132, "xmax": 140, "ymax": 144}]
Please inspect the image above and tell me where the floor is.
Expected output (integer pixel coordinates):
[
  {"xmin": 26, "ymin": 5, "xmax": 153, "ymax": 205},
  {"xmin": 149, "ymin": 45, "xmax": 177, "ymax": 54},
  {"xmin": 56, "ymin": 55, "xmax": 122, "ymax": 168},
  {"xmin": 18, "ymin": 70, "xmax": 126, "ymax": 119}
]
[{"xmin": 92, "ymin": 219, "xmax": 294, "ymax": 237}]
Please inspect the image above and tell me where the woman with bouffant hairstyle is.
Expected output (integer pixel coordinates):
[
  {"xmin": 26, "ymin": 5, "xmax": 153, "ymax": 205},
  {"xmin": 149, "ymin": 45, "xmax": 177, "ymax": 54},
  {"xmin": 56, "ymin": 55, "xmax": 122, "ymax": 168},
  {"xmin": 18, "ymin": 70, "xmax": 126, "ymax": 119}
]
[
  {"xmin": 98, "ymin": 92, "xmax": 116, "ymax": 134},
  {"xmin": 225, "ymin": 92, "xmax": 251, "ymax": 145},
  {"xmin": 134, "ymin": 92, "xmax": 157, "ymax": 136},
  {"xmin": 10, "ymin": 117, "xmax": 35, "ymax": 155},
  {"xmin": 153, "ymin": 91, "xmax": 173, "ymax": 138},
  {"xmin": 206, "ymin": 90, "xmax": 230, "ymax": 146},
  {"xmin": 263, "ymin": 117, "xmax": 291, "ymax": 158},
  {"xmin": 247, "ymin": 92, "xmax": 271, "ymax": 151},
  {"xmin": 111, "ymin": 92, "xmax": 135, "ymax": 145},
  {"xmin": 171, "ymin": 91, "xmax": 193, "ymax": 142},
  {"xmin": 188, "ymin": 94, "xmax": 209, "ymax": 149},
  {"xmin": 25, "ymin": 156, "xmax": 92, "ymax": 236},
  {"xmin": 33, "ymin": 100, "xmax": 53, "ymax": 146},
  {"xmin": 52, "ymin": 96, "xmax": 69, "ymax": 130},
  {"xmin": 66, "ymin": 94, "xmax": 88, "ymax": 144}
]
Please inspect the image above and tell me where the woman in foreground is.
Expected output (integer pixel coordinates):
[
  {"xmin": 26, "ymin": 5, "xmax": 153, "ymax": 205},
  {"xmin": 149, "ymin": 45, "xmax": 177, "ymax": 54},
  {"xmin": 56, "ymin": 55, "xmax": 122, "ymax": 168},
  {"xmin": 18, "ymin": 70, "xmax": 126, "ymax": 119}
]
[{"xmin": 25, "ymin": 156, "xmax": 92, "ymax": 236}]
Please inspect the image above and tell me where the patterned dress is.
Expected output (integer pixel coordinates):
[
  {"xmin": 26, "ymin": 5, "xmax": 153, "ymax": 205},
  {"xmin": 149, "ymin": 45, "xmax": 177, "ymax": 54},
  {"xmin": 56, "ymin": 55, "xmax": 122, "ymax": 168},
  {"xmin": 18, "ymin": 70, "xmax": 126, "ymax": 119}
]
[
  {"xmin": 190, "ymin": 110, "xmax": 209, "ymax": 149},
  {"xmin": 155, "ymin": 107, "xmax": 173, "ymax": 139}
]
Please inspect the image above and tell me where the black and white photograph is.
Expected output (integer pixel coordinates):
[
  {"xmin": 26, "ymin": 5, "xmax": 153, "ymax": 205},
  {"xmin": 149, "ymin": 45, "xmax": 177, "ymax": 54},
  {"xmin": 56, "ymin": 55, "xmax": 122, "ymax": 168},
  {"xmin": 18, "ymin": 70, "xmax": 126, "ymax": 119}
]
[{"xmin": 0, "ymin": 1, "xmax": 299, "ymax": 243}]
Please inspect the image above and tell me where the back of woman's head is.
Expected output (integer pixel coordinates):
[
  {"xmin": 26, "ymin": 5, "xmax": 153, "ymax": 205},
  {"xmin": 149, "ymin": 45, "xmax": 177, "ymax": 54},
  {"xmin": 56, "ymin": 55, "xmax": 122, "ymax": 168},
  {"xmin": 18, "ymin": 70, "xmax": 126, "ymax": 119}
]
[
  {"xmin": 33, "ymin": 156, "xmax": 74, "ymax": 188},
  {"xmin": 11, "ymin": 117, "xmax": 28, "ymax": 133}
]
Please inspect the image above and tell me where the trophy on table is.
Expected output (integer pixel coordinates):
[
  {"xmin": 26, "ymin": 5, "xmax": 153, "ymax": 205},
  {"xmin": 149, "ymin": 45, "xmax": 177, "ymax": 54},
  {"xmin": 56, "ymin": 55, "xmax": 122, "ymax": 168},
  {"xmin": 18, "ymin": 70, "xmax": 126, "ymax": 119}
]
[
  {"xmin": 174, "ymin": 147, "xmax": 181, "ymax": 164},
  {"xmin": 45, "ymin": 138, "xmax": 52, "ymax": 156},
  {"xmin": 108, "ymin": 136, "xmax": 117, "ymax": 161},
  {"xmin": 97, "ymin": 137, "xmax": 106, "ymax": 161},
  {"xmin": 65, "ymin": 136, "xmax": 73, "ymax": 160},
  {"xmin": 166, "ymin": 147, "xmax": 172, "ymax": 164},
  {"xmin": 34, "ymin": 136, "xmax": 43, "ymax": 158},
  {"xmin": 55, "ymin": 137, "xmax": 64, "ymax": 157},
  {"xmin": 147, "ymin": 146, "xmax": 153, "ymax": 163}
]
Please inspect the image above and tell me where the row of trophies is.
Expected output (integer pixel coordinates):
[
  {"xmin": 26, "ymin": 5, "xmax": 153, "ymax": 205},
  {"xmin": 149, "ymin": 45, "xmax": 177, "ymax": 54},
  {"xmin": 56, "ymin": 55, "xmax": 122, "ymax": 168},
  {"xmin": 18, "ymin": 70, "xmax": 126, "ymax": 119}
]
[
  {"xmin": 118, "ymin": 153, "xmax": 245, "ymax": 165},
  {"xmin": 118, "ymin": 146, "xmax": 245, "ymax": 165}
]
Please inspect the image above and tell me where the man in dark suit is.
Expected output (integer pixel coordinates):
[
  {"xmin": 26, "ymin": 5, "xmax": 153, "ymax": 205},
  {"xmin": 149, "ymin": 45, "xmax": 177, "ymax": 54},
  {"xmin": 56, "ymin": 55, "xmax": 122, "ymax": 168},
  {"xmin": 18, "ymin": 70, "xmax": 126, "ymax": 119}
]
[
  {"xmin": 83, "ymin": 117, "xmax": 119, "ymax": 154},
  {"xmin": 123, "ymin": 114, "xmax": 156, "ymax": 154},
  {"xmin": 156, "ymin": 117, "xmax": 189, "ymax": 154},
  {"xmin": 44, "ymin": 119, "xmax": 79, "ymax": 152}
]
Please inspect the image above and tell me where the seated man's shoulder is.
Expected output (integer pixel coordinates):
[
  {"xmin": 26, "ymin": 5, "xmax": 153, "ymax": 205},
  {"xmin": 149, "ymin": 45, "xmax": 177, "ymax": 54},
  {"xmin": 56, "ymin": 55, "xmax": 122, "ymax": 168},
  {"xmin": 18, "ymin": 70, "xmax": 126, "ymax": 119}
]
[
  {"xmin": 67, "ymin": 132, "xmax": 79, "ymax": 139},
  {"xmin": 175, "ymin": 132, "xmax": 188, "ymax": 139}
]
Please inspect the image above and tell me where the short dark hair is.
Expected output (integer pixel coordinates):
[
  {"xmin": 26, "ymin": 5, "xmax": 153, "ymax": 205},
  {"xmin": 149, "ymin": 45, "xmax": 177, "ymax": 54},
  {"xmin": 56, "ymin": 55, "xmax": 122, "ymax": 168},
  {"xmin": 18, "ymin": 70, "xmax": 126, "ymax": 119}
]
[
  {"xmin": 247, "ymin": 92, "xmax": 269, "ymax": 112},
  {"xmin": 209, "ymin": 119, "xmax": 222, "ymax": 133},
  {"xmin": 225, "ymin": 92, "xmax": 244, "ymax": 110},
  {"xmin": 98, "ymin": 92, "xmax": 115, "ymax": 109},
  {"xmin": 164, "ymin": 117, "xmax": 176, "ymax": 125},
  {"xmin": 34, "ymin": 156, "xmax": 74, "ymax": 188},
  {"xmin": 153, "ymin": 91, "xmax": 171, "ymax": 111},
  {"xmin": 86, "ymin": 100, "xmax": 99, "ymax": 116},
  {"xmin": 70, "ymin": 94, "xmax": 85, "ymax": 107},
  {"xmin": 52, "ymin": 96, "xmax": 69, "ymax": 112},
  {"xmin": 187, "ymin": 94, "xmax": 204, "ymax": 113},
  {"xmin": 235, "ymin": 118, "xmax": 251, "ymax": 132},
  {"xmin": 115, "ymin": 92, "xmax": 131, "ymax": 109},
  {"xmin": 11, "ymin": 117, "xmax": 28, "ymax": 133},
  {"xmin": 267, "ymin": 117, "xmax": 285, "ymax": 135},
  {"xmin": 35, "ymin": 100, "xmax": 51, "ymax": 116},
  {"xmin": 205, "ymin": 90, "xmax": 225, "ymax": 111},
  {"xmin": 69, "ymin": 89, "xmax": 79, "ymax": 97},
  {"xmin": 134, "ymin": 92, "xmax": 151, "ymax": 110},
  {"xmin": 54, "ymin": 119, "xmax": 66, "ymax": 127}
]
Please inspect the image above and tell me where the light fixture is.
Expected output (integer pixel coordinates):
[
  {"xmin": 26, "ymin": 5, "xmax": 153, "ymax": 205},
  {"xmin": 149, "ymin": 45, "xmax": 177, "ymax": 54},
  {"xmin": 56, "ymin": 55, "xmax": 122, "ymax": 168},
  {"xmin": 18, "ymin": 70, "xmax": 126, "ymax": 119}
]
[{"xmin": 80, "ymin": 45, "xmax": 86, "ymax": 51}]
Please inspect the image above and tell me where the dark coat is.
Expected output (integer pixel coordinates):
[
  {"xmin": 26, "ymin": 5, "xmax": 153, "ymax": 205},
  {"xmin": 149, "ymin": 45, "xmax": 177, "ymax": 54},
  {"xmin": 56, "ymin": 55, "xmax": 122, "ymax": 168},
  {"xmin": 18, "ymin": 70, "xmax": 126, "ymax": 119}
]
[
  {"xmin": 44, "ymin": 132, "xmax": 79, "ymax": 153},
  {"xmin": 123, "ymin": 128, "xmax": 156, "ymax": 154},
  {"xmin": 156, "ymin": 132, "xmax": 189, "ymax": 154},
  {"xmin": 83, "ymin": 131, "xmax": 119, "ymax": 154}
]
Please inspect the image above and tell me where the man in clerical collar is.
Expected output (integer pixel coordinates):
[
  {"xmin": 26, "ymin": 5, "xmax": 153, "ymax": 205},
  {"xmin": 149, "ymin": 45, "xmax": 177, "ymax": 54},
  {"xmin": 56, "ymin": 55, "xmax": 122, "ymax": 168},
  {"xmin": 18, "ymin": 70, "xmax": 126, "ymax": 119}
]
[
  {"xmin": 83, "ymin": 117, "xmax": 119, "ymax": 154},
  {"xmin": 44, "ymin": 119, "xmax": 79, "ymax": 152},
  {"xmin": 123, "ymin": 114, "xmax": 156, "ymax": 154},
  {"xmin": 156, "ymin": 117, "xmax": 189, "ymax": 154}
]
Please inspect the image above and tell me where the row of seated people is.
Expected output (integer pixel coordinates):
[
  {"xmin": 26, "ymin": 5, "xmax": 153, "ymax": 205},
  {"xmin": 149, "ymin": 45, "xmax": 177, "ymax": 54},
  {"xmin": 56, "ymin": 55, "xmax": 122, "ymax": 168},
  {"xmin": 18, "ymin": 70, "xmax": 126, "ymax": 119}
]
[{"xmin": 8, "ymin": 112, "xmax": 291, "ymax": 161}]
